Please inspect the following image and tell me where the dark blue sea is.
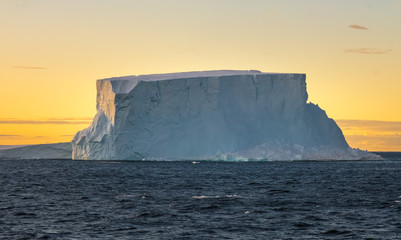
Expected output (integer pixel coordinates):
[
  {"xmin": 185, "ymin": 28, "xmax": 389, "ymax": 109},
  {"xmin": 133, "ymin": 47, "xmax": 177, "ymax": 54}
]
[{"xmin": 1, "ymin": 159, "xmax": 401, "ymax": 239}]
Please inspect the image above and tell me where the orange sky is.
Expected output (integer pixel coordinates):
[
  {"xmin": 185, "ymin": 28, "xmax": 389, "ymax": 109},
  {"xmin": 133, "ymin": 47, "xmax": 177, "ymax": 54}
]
[{"xmin": 1, "ymin": 0, "xmax": 400, "ymax": 151}]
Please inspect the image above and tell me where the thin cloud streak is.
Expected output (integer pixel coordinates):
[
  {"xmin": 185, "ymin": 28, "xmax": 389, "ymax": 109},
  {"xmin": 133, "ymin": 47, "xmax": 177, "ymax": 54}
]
[
  {"xmin": 348, "ymin": 24, "xmax": 368, "ymax": 30},
  {"xmin": 12, "ymin": 66, "xmax": 47, "ymax": 70},
  {"xmin": 0, "ymin": 135, "xmax": 22, "ymax": 138},
  {"xmin": 0, "ymin": 117, "xmax": 92, "ymax": 125},
  {"xmin": 45, "ymin": 117, "xmax": 93, "ymax": 121},
  {"xmin": 336, "ymin": 119, "xmax": 401, "ymax": 132},
  {"xmin": 344, "ymin": 48, "xmax": 390, "ymax": 54},
  {"xmin": 336, "ymin": 119, "xmax": 401, "ymax": 151}
]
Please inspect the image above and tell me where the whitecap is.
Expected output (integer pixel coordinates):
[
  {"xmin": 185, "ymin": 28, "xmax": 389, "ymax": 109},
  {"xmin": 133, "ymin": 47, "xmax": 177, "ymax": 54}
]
[
  {"xmin": 192, "ymin": 195, "xmax": 220, "ymax": 199},
  {"xmin": 225, "ymin": 194, "xmax": 241, "ymax": 198}
]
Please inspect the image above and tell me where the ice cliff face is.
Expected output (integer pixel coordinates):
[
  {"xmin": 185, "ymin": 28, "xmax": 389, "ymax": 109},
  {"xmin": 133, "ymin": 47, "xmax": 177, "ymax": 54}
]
[{"xmin": 72, "ymin": 70, "xmax": 376, "ymax": 160}]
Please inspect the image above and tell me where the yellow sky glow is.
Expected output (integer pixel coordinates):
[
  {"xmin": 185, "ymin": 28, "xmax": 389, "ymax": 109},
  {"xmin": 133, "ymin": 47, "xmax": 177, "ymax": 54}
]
[{"xmin": 1, "ymin": 0, "xmax": 400, "ymax": 150}]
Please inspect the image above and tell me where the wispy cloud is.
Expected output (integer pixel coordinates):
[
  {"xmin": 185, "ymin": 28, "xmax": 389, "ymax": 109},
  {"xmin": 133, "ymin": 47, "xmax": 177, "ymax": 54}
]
[
  {"xmin": 336, "ymin": 120, "xmax": 401, "ymax": 133},
  {"xmin": 0, "ymin": 117, "xmax": 92, "ymax": 125},
  {"xmin": 336, "ymin": 119, "xmax": 401, "ymax": 151},
  {"xmin": 0, "ymin": 135, "xmax": 22, "ymax": 138},
  {"xmin": 348, "ymin": 24, "xmax": 368, "ymax": 30},
  {"xmin": 345, "ymin": 48, "xmax": 390, "ymax": 54},
  {"xmin": 45, "ymin": 117, "xmax": 93, "ymax": 121},
  {"xmin": 12, "ymin": 65, "xmax": 47, "ymax": 70}
]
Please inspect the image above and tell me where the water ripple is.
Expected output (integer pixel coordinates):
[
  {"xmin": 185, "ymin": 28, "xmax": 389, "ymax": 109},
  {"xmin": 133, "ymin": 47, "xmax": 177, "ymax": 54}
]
[{"xmin": 0, "ymin": 159, "xmax": 401, "ymax": 239}]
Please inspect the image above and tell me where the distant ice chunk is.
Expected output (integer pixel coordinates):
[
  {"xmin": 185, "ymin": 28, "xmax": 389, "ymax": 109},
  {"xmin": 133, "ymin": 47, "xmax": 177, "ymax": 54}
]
[{"xmin": 0, "ymin": 143, "xmax": 72, "ymax": 160}]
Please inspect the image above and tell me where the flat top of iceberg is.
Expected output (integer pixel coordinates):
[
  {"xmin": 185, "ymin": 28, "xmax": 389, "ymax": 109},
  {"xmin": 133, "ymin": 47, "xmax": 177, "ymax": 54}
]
[
  {"xmin": 100, "ymin": 70, "xmax": 305, "ymax": 94},
  {"xmin": 101, "ymin": 70, "xmax": 262, "ymax": 82}
]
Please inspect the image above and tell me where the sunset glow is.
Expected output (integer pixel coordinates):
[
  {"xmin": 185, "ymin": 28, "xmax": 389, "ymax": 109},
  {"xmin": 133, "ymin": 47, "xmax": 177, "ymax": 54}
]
[{"xmin": 1, "ymin": 0, "xmax": 400, "ymax": 151}]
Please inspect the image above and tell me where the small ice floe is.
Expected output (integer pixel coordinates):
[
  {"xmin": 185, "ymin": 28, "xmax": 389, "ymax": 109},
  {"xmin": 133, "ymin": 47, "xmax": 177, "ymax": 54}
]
[
  {"xmin": 225, "ymin": 194, "xmax": 241, "ymax": 198},
  {"xmin": 391, "ymin": 197, "xmax": 401, "ymax": 208},
  {"xmin": 192, "ymin": 195, "xmax": 220, "ymax": 199},
  {"xmin": 192, "ymin": 194, "xmax": 241, "ymax": 199}
]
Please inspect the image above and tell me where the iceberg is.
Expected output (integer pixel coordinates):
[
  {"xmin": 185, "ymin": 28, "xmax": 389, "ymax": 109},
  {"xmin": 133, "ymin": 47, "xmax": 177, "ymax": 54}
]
[
  {"xmin": 72, "ymin": 70, "xmax": 380, "ymax": 160},
  {"xmin": 0, "ymin": 143, "xmax": 72, "ymax": 160}
]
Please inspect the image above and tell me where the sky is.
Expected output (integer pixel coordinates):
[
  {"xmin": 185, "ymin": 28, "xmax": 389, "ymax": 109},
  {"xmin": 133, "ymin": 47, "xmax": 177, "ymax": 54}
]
[{"xmin": 1, "ymin": 0, "xmax": 400, "ymax": 151}]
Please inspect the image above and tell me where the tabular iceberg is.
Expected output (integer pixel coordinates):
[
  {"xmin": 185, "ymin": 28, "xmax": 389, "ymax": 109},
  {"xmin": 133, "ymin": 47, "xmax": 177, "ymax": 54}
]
[{"xmin": 72, "ymin": 70, "xmax": 379, "ymax": 160}]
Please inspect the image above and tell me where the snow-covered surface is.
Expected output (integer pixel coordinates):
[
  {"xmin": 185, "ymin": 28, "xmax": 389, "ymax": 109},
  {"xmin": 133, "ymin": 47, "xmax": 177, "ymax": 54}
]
[
  {"xmin": 72, "ymin": 70, "xmax": 380, "ymax": 161},
  {"xmin": 0, "ymin": 143, "xmax": 72, "ymax": 160},
  {"xmin": 102, "ymin": 70, "xmax": 264, "ymax": 94}
]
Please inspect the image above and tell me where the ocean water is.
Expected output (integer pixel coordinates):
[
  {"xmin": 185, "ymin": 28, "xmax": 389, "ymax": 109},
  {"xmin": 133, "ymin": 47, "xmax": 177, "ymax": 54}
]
[{"xmin": 1, "ymin": 159, "xmax": 401, "ymax": 239}]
